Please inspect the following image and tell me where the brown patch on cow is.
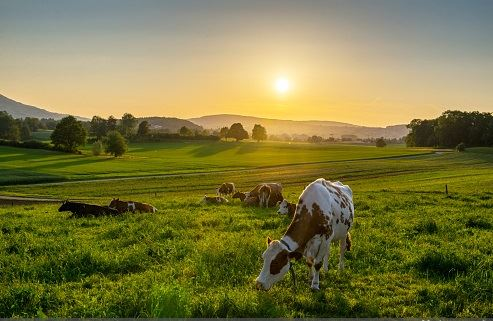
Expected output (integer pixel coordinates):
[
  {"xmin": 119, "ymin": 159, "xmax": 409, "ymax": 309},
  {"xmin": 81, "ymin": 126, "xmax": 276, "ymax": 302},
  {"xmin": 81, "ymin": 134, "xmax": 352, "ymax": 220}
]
[
  {"xmin": 232, "ymin": 191, "xmax": 246, "ymax": 202},
  {"xmin": 270, "ymin": 249, "xmax": 289, "ymax": 275},
  {"xmin": 346, "ymin": 232, "xmax": 352, "ymax": 251},
  {"xmin": 306, "ymin": 256, "xmax": 314, "ymax": 267},
  {"xmin": 284, "ymin": 202, "xmax": 333, "ymax": 253}
]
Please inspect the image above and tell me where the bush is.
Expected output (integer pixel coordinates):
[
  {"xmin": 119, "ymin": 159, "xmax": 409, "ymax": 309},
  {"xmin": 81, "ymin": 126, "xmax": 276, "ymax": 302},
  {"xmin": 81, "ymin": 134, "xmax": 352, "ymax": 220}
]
[
  {"xmin": 92, "ymin": 141, "xmax": 103, "ymax": 156},
  {"xmin": 375, "ymin": 137, "xmax": 387, "ymax": 147},
  {"xmin": 104, "ymin": 131, "xmax": 127, "ymax": 157},
  {"xmin": 456, "ymin": 142, "xmax": 466, "ymax": 152}
]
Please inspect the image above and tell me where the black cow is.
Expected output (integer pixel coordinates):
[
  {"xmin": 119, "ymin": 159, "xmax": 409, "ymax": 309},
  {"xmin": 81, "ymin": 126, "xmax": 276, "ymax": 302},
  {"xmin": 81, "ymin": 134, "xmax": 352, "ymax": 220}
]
[{"xmin": 58, "ymin": 201, "xmax": 119, "ymax": 218}]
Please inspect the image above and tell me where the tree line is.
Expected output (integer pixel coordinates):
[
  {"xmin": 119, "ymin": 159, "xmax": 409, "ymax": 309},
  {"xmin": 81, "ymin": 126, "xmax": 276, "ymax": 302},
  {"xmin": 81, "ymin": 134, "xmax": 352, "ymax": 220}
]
[{"xmin": 406, "ymin": 110, "xmax": 493, "ymax": 148}]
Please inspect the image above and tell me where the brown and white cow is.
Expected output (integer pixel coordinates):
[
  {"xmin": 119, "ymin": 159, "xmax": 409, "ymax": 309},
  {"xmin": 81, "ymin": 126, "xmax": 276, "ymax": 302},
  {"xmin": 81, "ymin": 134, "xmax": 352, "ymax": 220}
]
[
  {"xmin": 247, "ymin": 183, "xmax": 284, "ymax": 207},
  {"xmin": 202, "ymin": 195, "xmax": 229, "ymax": 204},
  {"xmin": 216, "ymin": 182, "xmax": 236, "ymax": 197},
  {"xmin": 109, "ymin": 198, "xmax": 157, "ymax": 213},
  {"xmin": 256, "ymin": 178, "xmax": 354, "ymax": 291}
]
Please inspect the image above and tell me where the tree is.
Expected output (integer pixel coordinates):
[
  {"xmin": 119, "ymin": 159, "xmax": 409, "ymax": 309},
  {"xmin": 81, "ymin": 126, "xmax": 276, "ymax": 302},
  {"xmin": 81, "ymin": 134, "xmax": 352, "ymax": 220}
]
[
  {"xmin": 20, "ymin": 123, "xmax": 32, "ymax": 141},
  {"xmin": 107, "ymin": 116, "xmax": 117, "ymax": 131},
  {"xmin": 24, "ymin": 117, "xmax": 41, "ymax": 132},
  {"xmin": 375, "ymin": 137, "xmax": 387, "ymax": 147},
  {"xmin": 120, "ymin": 113, "xmax": 137, "ymax": 137},
  {"xmin": 252, "ymin": 124, "xmax": 267, "ymax": 142},
  {"xmin": 89, "ymin": 116, "xmax": 108, "ymax": 140},
  {"xmin": 50, "ymin": 116, "xmax": 87, "ymax": 152},
  {"xmin": 307, "ymin": 135, "xmax": 323, "ymax": 143},
  {"xmin": 137, "ymin": 121, "xmax": 150, "ymax": 136},
  {"xmin": 0, "ymin": 111, "xmax": 20, "ymax": 140},
  {"xmin": 104, "ymin": 130, "xmax": 127, "ymax": 157},
  {"xmin": 226, "ymin": 123, "xmax": 249, "ymax": 141},
  {"xmin": 219, "ymin": 127, "xmax": 229, "ymax": 139},
  {"xmin": 179, "ymin": 126, "xmax": 193, "ymax": 136}
]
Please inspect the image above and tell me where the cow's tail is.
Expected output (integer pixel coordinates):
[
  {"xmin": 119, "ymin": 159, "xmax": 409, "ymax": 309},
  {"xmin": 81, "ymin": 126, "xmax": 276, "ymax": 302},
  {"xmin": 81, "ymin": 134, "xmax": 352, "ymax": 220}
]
[{"xmin": 346, "ymin": 232, "xmax": 352, "ymax": 251}]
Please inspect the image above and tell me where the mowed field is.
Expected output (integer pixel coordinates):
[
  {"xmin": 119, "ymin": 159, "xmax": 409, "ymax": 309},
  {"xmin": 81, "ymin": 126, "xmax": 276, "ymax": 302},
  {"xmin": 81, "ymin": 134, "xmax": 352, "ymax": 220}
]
[
  {"xmin": 0, "ymin": 141, "xmax": 429, "ymax": 185},
  {"xmin": 0, "ymin": 141, "xmax": 492, "ymax": 317}
]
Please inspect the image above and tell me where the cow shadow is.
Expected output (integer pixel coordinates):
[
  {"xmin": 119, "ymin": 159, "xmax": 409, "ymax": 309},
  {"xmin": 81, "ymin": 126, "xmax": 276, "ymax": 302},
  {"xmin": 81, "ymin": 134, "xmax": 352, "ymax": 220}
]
[{"xmin": 189, "ymin": 141, "xmax": 238, "ymax": 157}]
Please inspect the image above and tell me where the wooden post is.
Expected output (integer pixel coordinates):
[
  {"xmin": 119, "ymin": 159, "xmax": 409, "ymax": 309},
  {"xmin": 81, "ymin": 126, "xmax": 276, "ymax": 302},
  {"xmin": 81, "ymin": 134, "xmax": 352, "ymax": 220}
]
[{"xmin": 445, "ymin": 184, "xmax": 448, "ymax": 195}]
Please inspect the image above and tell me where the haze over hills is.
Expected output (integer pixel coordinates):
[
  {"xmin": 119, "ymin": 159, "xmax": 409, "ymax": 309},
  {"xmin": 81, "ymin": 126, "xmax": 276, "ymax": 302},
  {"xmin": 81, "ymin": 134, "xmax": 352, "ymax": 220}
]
[
  {"xmin": 0, "ymin": 94, "xmax": 88, "ymax": 121},
  {"xmin": 189, "ymin": 114, "xmax": 409, "ymax": 139},
  {"xmin": 1, "ymin": 94, "xmax": 408, "ymax": 138}
]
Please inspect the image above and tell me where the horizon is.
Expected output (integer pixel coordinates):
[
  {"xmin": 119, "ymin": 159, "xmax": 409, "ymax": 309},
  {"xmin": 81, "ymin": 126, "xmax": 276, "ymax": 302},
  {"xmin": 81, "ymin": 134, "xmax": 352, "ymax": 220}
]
[{"xmin": 1, "ymin": 0, "xmax": 492, "ymax": 127}]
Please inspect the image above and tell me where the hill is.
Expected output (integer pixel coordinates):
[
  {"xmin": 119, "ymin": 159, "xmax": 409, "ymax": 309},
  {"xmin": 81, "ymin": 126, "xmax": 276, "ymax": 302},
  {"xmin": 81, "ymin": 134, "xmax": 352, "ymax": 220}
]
[
  {"xmin": 0, "ymin": 94, "xmax": 88, "ymax": 120},
  {"xmin": 189, "ymin": 114, "xmax": 409, "ymax": 139},
  {"xmin": 139, "ymin": 117, "xmax": 202, "ymax": 133}
]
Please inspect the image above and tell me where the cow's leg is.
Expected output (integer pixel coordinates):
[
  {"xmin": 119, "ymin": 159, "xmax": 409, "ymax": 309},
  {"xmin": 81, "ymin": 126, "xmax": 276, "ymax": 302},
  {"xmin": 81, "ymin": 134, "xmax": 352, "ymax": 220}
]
[
  {"xmin": 311, "ymin": 237, "xmax": 330, "ymax": 290},
  {"xmin": 311, "ymin": 263, "xmax": 322, "ymax": 290},
  {"xmin": 323, "ymin": 252, "xmax": 329, "ymax": 271},
  {"xmin": 339, "ymin": 236, "xmax": 347, "ymax": 270}
]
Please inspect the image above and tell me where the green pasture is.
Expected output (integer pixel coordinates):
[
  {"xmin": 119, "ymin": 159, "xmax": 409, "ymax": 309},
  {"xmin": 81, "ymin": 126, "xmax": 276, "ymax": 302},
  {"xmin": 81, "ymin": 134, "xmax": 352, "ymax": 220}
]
[
  {"xmin": 0, "ymin": 143, "xmax": 492, "ymax": 317},
  {"xmin": 0, "ymin": 141, "xmax": 430, "ymax": 185}
]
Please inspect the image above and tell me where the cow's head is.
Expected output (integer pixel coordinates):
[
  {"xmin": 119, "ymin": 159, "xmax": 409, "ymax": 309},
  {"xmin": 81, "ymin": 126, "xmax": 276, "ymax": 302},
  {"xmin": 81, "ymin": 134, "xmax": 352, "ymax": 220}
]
[
  {"xmin": 277, "ymin": 199, "xmax": 290, "ymax": 215},
  {"xmin": 58, "ymin": 200, "xmax": 71, "ymax": 212},
  {"xmin": 255, "ymin": 237, "xmax": 301, "ymax": 290}
]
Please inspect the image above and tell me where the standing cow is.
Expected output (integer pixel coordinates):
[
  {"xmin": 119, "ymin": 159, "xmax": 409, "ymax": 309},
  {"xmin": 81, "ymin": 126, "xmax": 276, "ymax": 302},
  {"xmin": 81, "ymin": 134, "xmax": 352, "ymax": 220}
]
[
  {"xmin": 216, "ymin": 182, "xmax": 236, "ymax": 197},
  {"xmin": 256, "ymin": 178, "xmax": 354, "ymax": 291}
]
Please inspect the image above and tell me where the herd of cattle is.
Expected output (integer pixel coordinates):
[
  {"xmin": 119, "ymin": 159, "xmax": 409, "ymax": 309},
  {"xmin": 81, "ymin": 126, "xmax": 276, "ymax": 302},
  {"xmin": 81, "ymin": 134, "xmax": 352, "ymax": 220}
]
[
  {"xmin": 205, "ymin": 179, "xmax": 355, "ymax": 291},
  {"xmin": 57, "ymin": 178, "xmax": 354, "ymax": 291}
]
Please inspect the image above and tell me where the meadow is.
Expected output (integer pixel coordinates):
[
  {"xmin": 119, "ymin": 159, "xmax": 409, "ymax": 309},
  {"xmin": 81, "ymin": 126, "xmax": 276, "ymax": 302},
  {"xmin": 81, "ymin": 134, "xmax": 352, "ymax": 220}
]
[{"xmin": 0, "ymin": 141, "xmax": 492, "ymax": 317}]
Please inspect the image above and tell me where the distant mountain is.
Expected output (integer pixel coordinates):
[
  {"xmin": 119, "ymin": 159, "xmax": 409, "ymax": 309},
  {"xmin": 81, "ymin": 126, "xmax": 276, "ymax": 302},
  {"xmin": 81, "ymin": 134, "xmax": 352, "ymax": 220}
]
[
  {"xmin": 0, "ymin": 94, "xmax": 88, "ymax": 120},
  {"xmin": 139, "ymin": 116, "xmax": 202, "ymax": 133},
  {"xmin": 189, "ymin": 114, "xmax": 409, "ymax": 139}
]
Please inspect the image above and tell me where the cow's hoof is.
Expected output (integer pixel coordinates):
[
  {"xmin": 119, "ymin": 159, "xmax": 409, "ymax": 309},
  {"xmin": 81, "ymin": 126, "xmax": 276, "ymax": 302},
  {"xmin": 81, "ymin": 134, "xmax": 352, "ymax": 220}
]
[{"xmin": 311, "ymin": 285, "xmax": 320, "ymax": 291}]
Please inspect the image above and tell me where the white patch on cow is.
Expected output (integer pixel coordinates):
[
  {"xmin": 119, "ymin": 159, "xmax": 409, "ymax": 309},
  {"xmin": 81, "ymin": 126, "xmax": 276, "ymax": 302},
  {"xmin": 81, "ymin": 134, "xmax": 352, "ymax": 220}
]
[
  {"xmin": 277, "ymin": 199, "xmax": 290, "ymax": 215},
  {"xmin": 128, "ymin": 202, "xmax": 136, "ymax": 212}
]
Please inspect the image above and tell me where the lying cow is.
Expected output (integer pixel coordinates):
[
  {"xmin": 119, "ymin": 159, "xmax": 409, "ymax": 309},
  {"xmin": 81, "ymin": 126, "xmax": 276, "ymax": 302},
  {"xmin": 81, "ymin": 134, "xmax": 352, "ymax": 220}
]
[
  {"xmin": 58, "ymin": 200, "xmax": 120, "ymax": 218},
  {"xmin": 109, "ymin": 198, "xmax": 157, "ymax": 213},
  {"xmin": 216, "ymin": 182, "xmax": 236, "ymax": 197},
  {"xmin": 277, "ymin": 199, "xmax": 296, "ymax": 218},
  {"xmin": 232, "ymin": 191, "xmax": 247, "ymax": 202},
  {"xmin": 256, "ymin": 178, "xmax": 354, "ymax": 291},
  {"xmin": 202, "ymin": 195, "xmax": 229, "ymax": 204}
]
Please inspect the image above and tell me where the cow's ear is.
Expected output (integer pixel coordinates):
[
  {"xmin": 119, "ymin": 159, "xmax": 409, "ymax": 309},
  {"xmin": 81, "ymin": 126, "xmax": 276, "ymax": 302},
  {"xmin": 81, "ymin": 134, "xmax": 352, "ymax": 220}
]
[
  {"xmin": 267, "ymin": 236, "xmax": 272, "ymax": 245},
  {"xmin": 288, "ymin": 251, "xmax": 302, "ymax": 261}
]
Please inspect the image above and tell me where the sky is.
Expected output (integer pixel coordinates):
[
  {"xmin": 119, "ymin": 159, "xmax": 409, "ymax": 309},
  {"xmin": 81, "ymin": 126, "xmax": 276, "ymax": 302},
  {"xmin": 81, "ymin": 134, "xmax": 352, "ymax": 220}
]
[{"xmin": 0, "ymin": 0, "xmax": 492, "ymax": 126}]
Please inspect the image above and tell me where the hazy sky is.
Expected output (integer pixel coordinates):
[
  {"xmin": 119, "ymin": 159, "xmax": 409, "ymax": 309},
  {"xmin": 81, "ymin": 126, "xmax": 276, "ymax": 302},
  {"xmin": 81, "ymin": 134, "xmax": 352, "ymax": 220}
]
[{"xmin": 1, "ymin": 0, "xmax": 492, "ymax": 126}]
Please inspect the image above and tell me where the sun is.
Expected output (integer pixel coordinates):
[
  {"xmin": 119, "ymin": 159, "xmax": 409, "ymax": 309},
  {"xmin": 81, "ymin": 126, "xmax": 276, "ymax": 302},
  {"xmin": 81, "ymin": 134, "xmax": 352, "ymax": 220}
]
[{"xmin": 274, "ymin": 77, "xmax": 290, "ymax": 94}]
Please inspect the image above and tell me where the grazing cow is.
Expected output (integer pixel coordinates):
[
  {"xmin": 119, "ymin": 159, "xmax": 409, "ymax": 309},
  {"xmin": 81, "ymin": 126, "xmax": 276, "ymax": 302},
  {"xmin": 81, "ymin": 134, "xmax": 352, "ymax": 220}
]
[
  {"xmin": 58, "ymin": 201, "xmax": 120, "ymax": 218},
  {"xmin": 256, "ymin": 178, "xmax": 354, "ymax": 291},
  {"xmin": 277, "ymin": 199, "xmax": 296, "ymax": 218},
  {"xmin": 216, "ymin": 182, "xmax": 236, "ymax": 197},
  {"xmin": 238, "ymin": 183, "xmax": 283, "ymax": 207},
  {"xmin": 202, "ymin": 195, "xmax": 229, "ymax": 204},
  {"xmin": 109, "ymin": 198, "xmax": 157, "ymax": 214}
]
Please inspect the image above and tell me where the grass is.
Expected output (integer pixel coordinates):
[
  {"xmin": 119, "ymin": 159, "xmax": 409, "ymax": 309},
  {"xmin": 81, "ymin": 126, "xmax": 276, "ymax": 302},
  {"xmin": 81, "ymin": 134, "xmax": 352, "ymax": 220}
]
[
  {"xmin": 0, "ymin": 142, "xmax": 492, "ymax": 317},
  {"xmin": 0, "ymin": 141, "xmax": 431, "ymax": 185}
]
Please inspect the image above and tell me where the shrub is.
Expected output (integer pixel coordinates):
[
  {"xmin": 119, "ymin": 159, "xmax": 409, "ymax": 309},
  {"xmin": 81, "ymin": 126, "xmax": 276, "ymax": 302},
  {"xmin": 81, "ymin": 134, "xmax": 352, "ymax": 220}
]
[
  {"xmin": 92, "ymin": 140, "xmax": 103, "ymax": 156},
  {"xmin": 456, "ymin": 142, "xmax": 466, "ymax": 152},
  {"xmin": 375, "ymin": 137, "xmax": 387, "ymax": 147},
  {"xmin": 104, "ymin": 130, "xmax": 127, "ymax": 157}
]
